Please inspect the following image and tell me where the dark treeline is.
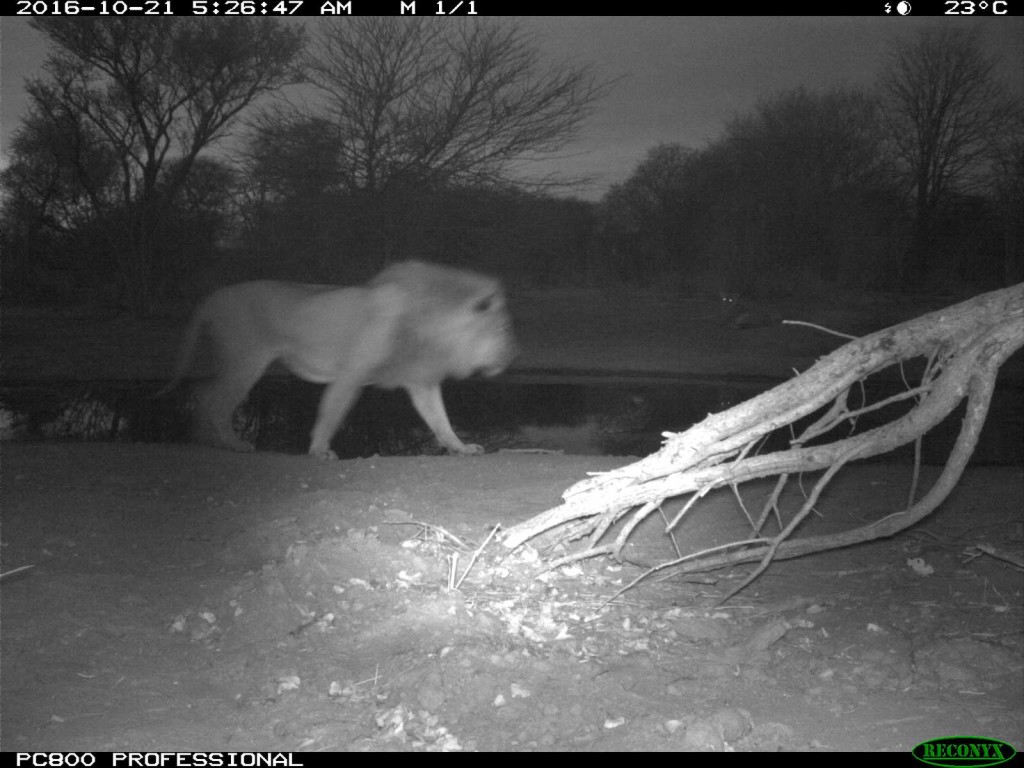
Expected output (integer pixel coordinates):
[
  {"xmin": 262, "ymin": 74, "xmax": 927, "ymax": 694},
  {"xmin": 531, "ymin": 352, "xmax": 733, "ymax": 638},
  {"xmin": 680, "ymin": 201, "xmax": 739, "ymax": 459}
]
[{"xmin": 2, "ymin": 21, "xmax": 1020, "ymax": 313}]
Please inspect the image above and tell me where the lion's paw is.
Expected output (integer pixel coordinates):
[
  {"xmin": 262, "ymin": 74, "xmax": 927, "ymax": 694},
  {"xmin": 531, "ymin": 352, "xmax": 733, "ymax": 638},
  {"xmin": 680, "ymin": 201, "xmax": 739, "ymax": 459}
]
[{"xmin": 451, "ymin": 443, "xmax": 485, "ymax": 456}]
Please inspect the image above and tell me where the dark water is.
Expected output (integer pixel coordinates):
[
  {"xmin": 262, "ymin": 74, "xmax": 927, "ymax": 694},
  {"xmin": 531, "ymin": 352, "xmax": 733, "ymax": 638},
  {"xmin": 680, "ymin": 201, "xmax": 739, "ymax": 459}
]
[{"xmin": 1, "ymin": 371, "xmax": 1021, "ymax": 465}]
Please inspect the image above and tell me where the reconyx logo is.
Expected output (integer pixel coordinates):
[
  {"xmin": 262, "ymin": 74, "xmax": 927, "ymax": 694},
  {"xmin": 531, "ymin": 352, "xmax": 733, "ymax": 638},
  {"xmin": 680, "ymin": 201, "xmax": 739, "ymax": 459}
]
[{"xmin": 913, "ymin": 736, "xmax": 1016, "ymax": 767}]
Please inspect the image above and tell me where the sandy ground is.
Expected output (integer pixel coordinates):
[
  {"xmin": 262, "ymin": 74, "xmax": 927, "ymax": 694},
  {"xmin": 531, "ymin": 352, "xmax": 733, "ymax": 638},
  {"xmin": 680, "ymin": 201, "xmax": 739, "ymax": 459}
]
[{"xmin": 2, "ymin": 445, "xmax": 1021, "ymax": 752}]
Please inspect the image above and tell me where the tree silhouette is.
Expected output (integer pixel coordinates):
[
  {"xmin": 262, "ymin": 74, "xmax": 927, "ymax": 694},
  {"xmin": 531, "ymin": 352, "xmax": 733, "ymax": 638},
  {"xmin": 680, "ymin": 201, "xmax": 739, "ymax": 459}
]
[
  {"xmin": 16, "ymin": 19, "xmax": 303, "ymax": 312},
  {"xmin": 302, "ymin": 18, "xmax": 602, "ymax": 192},
  {"xmin": 880, "ymin": 27, "xmax": 1015, "ymax": 289},
  {"xmin": 244, "ymin": 18, "xmax": 604, "ymax": 274}
]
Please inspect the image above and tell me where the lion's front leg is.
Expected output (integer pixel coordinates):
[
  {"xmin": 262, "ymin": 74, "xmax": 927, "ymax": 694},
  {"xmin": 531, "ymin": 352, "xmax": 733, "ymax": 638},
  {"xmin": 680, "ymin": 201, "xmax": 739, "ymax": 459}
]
[
  {"xmin": 308, "ymin": 376, "xmax": 363, "ymax": 460},
  {"xmin": 404, "ymin": 384, "xmax": 484, "ymax": 455}
]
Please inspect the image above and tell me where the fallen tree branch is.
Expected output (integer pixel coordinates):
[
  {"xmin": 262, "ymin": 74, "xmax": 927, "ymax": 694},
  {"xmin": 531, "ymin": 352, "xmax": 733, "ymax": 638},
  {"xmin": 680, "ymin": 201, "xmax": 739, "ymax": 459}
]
[{"xmin": 503, "ymin": 283, "xmax": 1023, "ymax": 600}]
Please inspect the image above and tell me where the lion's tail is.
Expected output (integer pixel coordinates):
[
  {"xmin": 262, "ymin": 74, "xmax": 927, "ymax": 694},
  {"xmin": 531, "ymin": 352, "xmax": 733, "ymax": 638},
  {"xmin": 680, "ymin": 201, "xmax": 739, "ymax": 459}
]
[{"xmin": 152, "ymin": 304, "xmax": 208, "ymax": 399}]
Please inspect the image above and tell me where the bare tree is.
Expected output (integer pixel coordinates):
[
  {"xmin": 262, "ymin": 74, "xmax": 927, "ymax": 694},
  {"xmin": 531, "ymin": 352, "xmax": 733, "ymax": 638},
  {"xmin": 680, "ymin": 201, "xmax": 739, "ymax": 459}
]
[
  {"xmin": 1, "ymin": 107, "xmax": 121, "ymax": 302},
  {"xmin": 1, "ymin": 105, "xmax": 118, "ymax": 237},
  {"xmin": 599, "ymin": 143, "xmax": 698, "ymax": 284},
  {"xmin": 720, "ymin": 87, "xmax": 893, "ymax": 290},
  {"xmin": 596, "ymin": 88, "xmax": 893, "ymax": 291},
  {"xmin": 989, "ymin": 103, "xmax": 1024, "ymax": 285},
  {"xmin": 242, "ymin": 18, "xmax": 604, "ymax": 275},
  {"xmin": 880, "ymin": 27, "xmax": 1015, "ymax": 289},
  {"xmin": 301, "ymin": 18, "xmax": 603, "ymax": 193},
  {"xmin": 24, "ymin": 18, "xmax": 303, "ymax": 313}
]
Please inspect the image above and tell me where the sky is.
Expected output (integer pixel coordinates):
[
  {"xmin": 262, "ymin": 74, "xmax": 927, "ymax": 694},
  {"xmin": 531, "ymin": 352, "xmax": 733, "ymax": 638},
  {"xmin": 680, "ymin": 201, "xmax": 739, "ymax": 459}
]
[{"xmin": 1, "ymin": 16, "xmax": 1021, "ymax": 200}]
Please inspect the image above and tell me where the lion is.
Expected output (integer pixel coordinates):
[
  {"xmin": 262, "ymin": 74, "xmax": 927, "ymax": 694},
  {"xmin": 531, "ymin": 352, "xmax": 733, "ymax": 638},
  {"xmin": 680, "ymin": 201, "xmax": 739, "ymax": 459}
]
[{"xmin": 156, "ymin": 260, "xmax": 517, "ymax": 460}]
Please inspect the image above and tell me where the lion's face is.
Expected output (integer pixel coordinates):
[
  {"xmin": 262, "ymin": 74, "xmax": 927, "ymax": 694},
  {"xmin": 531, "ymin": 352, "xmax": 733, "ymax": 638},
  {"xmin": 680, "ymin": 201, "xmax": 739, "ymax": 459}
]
[
  {"xmin": 374, "ymin": 261, "xmax": 518, "ymax": 386},
  {"xmin": 452, "ymin": 288, "xmax": 518, "ymax": 378}
]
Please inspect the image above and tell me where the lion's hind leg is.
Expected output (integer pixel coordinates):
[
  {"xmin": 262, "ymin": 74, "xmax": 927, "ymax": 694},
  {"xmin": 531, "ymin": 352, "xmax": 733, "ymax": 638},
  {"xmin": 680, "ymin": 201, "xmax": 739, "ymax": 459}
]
[{"xmin": 194, "ymin": 350, "xmax": 273, "ymax": 453}]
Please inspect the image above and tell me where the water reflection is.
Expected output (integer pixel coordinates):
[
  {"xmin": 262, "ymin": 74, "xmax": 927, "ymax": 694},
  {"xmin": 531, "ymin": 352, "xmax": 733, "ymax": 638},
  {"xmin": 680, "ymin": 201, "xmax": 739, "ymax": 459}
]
[{"xmin": 1, "ymin": 374, "xmax": 1021, "ymax": 466}]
